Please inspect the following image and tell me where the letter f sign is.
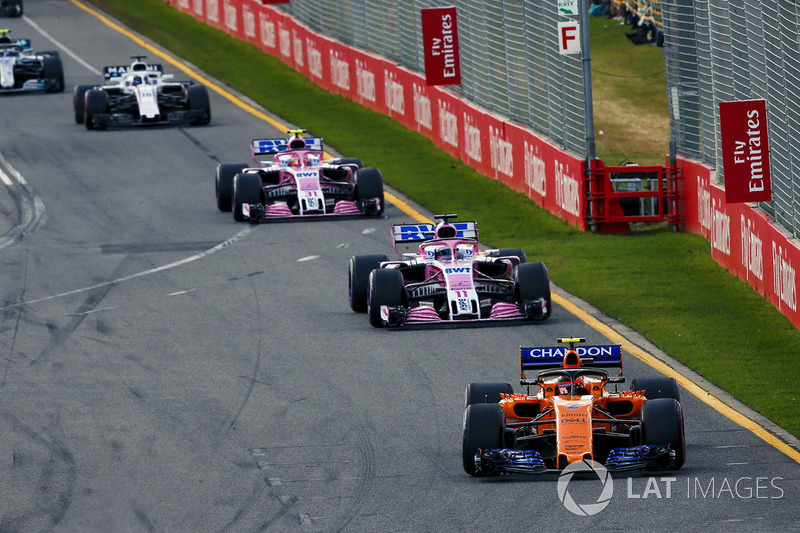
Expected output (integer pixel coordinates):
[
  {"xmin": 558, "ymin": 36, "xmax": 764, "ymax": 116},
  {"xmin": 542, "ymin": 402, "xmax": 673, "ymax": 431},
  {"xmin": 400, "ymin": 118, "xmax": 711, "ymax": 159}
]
[{"xmin": 558, "ymin": 21, "xmax": 580, "ymax": 55}]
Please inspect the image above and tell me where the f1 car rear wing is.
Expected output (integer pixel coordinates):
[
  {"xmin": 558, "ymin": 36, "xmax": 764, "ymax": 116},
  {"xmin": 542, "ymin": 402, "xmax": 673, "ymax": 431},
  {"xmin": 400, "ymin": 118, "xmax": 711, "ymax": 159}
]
[
  {"xmin": 519, "ymin": 338, "xmax": 623, "ymax": 382},
  {"xmin": 391, "ymin": 222, "xmax": 478, "ymax": 254},
  {"xmin": 103, "ymin": 63, "xmax": 163, "ymax": 80},
  {"xmin": 251, "ymin": 137, "xmax": 324, "ymax": 157}
]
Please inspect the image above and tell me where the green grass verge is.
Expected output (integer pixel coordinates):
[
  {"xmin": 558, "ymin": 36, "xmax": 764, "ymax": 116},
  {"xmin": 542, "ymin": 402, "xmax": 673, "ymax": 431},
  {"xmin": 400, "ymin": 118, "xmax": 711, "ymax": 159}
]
[{"xmin": 86, "ymin": 0, "xmax": 800, "ymax": 438}]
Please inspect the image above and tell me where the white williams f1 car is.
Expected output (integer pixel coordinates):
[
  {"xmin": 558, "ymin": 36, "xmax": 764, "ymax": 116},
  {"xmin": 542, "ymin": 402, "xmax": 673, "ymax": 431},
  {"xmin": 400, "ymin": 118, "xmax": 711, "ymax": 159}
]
[{"xmin": 73, "ymin": 56, "xmax": 211, "ymax": 130}]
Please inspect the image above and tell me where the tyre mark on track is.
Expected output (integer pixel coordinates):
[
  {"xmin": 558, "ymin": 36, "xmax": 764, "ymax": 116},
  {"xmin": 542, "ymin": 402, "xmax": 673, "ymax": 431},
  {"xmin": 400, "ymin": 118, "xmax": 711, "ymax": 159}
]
[
  {"xmin": 0, "ymin": 153, "xmax": 47, "ymax": 251},
  {"xmin": 0, "ymin": 226, "xmax": 255, "ymax": 311},
  {"xmin": 2, "ymin": 412, "xmax": 76, "ymax": 530}
]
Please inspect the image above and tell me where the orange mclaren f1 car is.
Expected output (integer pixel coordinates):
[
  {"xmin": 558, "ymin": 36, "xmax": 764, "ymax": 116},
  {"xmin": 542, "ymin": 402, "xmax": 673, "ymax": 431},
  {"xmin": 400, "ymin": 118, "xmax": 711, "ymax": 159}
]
[{"xmin": 462, "ymin": 337, "xmax": 685, "ymax": 475}]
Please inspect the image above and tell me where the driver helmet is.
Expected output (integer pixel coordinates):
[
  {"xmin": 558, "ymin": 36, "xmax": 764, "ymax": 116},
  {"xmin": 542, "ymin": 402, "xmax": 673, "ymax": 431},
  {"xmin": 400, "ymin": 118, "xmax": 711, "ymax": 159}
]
[
  {"xmin": 133, "ymin": 75, "xmax": 143, "ymax": 86},
  {"xmin": 435, "ymin": 246, "xmax": 453, "ymax": 262},
  {"xmin": 289, "ymin": 154, "xmax": 303, "ymax": 168}
]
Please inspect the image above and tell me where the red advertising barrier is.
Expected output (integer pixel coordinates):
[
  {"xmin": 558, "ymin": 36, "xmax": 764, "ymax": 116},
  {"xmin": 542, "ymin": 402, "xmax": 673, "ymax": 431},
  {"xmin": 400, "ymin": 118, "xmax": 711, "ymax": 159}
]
[
  {"xmin": 719, "ymin": 99, "xmax": 772, "ymax": 204},
  {"xmin": 420, "ymin": 7, "xmax": 462, "ymax": 86},
  {"xmin": 352, "ymin": 50, "xmax": 386, "ymax": 114},
  {"xmin": 677, "ymin": 156, "xmax": 800, "ymax": 328}
]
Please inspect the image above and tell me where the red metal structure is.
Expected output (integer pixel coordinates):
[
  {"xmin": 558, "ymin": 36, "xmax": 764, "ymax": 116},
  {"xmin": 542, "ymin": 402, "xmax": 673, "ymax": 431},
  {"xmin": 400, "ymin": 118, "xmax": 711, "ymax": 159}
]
[{"xmin": 587, "ymin": 159, "xmax": 682, "ymax": 233}]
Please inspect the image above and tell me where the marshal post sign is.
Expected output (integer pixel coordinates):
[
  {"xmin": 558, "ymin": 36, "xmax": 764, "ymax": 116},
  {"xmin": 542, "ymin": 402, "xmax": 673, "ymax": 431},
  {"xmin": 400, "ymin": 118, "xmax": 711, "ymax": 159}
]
[
  {"xmin": 719, "ymin": 99, "xmax": 772, "ymax": 204},
  {"xmin": 421, "ymin": 6, "xmax": 461, "ymax": 86}
]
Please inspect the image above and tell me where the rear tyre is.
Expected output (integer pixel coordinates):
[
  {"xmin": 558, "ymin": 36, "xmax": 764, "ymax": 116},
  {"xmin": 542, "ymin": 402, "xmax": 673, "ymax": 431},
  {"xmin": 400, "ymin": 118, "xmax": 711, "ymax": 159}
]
[
  {"xmin": 367, "ymin": 268, "xmax": 404, "ymax": 327},
  {"xmin": 216, "ymin": 163, "xmax": 247, "ymax": 212},
  {"xmin": 462, "ymin": 403, "xmax": 504, "ymax": 476},
  {"xmin": 84, "ymin": 89, "xmax": 108, "ymax": 130},
  {"xmin": 186, "ymin": 84, "xmax": 211, "ymax": 125},
  {"xmin": 465, "ymin": 382, "xmax": 514, "ymax": 407},
  {"xmin": 354, "ymin": 167, "xmax": 385, "ymax": 215},
  {"xmin": 232, "ymin": 173, "xmax": 263, "ymax": 222},
  {"xmin": 631, "ymin": 377, "xmax": 681, "ymax": 401},
  {"xmin": 349, "ymin": 254, "xmax": 388, "ymax": 312},
  {"xmin": 497, "ymin": 248, "xmax": 527, "ymax": 265},
  {"xmin": 43, "ymin": 56, "xmax": 64, "ymax": 92},
  {"xmin": 73, "ymin": 84, "xmax": 93, "ymax": 124},
  {"xmin": 641, "ymin": 398, "xmax": 685, "ymax": 469},
  {"xmin": 514, "ymin": 261, "xmax": 551, "ymax": 318},
  {"xmin": 335, "ymin": 157, "xmax": 364, "ymax": 169}
]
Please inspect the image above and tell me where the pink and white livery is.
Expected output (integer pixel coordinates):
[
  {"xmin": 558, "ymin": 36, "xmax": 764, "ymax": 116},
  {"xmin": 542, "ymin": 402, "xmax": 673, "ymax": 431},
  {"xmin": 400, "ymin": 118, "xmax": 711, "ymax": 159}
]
[
  {"xmin": 215, "ymin": 129, "xmax": 384, "ymax": 221},
  {"xmin": 348, "ymin": 214, "xmax": 551, "ymax": 327}
]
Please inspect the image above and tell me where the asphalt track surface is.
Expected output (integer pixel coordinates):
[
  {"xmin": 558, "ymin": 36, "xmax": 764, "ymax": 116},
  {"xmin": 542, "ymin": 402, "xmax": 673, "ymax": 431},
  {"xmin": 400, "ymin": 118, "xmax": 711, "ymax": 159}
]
[{"xmin": 0, "ymin": 1, "xmax": 798, "ymax": 531}]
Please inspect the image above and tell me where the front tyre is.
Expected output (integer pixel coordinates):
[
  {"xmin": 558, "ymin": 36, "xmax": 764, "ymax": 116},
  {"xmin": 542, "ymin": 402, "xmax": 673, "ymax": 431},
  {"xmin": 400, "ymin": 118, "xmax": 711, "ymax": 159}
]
[
  {"xmin": 514, "ymin": 261, "xmax": 551, "ymax": 319},
  {"xmin": 367, "ymin": 268, "xmax": 404, "ymax": 327},
  {"xmin": 216, "ymin": 163, "xmax": 247, "ymax": 212},
  {"xmin": 349, "ymin": 254, "xmax": 388, "ymax": 313},
  {"xmin": 73, "ymin": 84, "xmax": 94, "ymax": 124},
  {"xmin": 232, "ymin": 173, "xmax": 263, "ymax": 222},
  {"xmin": 641, "ymin": 398, "xmax": 685, "ymax": 469},
  {"xmin": 84, "ymin": 89, "xmax": 109, "ymax": 130},
  {"xmin": 43, "ymin": 56, "xmax": 64, "ymax": 92},
  {"xmin": 462, "ymin": 403, "xmax": 504, "ymax": 476},
  {"xmin": 354, "ymin": 167, "xmax": 384, "ymax": 216},
  {"xmin": 186, "ymin": 84, "xmax": 211, "ymax": 125}
]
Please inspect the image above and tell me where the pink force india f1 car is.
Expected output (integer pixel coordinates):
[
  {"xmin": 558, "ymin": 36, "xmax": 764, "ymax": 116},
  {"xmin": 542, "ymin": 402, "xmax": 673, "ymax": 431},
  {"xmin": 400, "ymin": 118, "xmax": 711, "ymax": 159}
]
[
  {"xmin": 348, "ymin": 214, "xmax": 551, "ymax": 327},
  {"xmin": 462, "ymin": 338, "xmax": 685, "ymax": 476},
  {"xmin": 215, "ymin": 130, "xmax": 384, "ymax": 221}
]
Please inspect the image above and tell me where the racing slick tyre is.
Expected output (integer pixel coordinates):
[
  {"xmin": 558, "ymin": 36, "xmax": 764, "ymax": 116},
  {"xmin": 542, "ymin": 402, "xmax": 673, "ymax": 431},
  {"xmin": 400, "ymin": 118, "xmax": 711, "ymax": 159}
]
[
  {"xmin": 334, "ymin": 157, "xmax": 364, "ymax": 169},
  {"xmin": 186, "ymin": 84, "xmax": 211, "ymax": 125},
  {"xmin": 497, "ymin": 248, "xmax": 527, "ymax": 265},
  {"xmin": 216, "ymin": 163, "xmax": 247, "ymax": 212},
  {"xmin": 84, "ymin": 89, "xmax": 109, "ymax": 130},
  {"xmin": 3, "ymin": 0, "xmax": 22, "ymax": 17},
  {"xmin": 462, "ymin": 403, "xmax": 505, "ymax": 476},
  {"xmin": 465, "ymin": 382, "xmax": 514, "ymax": 407},
  {"xmin": 367, "ymin": 268, "xmax": 404, "ymax": 327},
  {"xmin": 43, "ymin": 55, "xmax": 64, "ymax": 92},
  {"xmin": 349, "ymin": 254, "xmax": 389, "ymax": 313},
  {"xmin": 73, "ymin": 84, "xmax": 94, "ymax": 124},
  {"xmin": 514, "ymin": 261, "xmax": 551, "ymax": 319},
  {"xmin": 631, "ymin": 377, "xmax": 681, "ymax": 401},
  {"xmin": 232, "ymin": 173, "xmax": 263, "ymax": 222},
  {"xmin": 641, "ymin": 398, "xmax": 685, "ymax": 469},
  {"xmin": 354, "ymin": 167, "xmax": 385, "ymax": 216}
]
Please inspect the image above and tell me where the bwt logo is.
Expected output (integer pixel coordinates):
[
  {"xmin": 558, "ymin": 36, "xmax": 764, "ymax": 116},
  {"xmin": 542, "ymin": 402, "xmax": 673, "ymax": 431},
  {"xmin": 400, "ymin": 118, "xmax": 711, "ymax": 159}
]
[
  {"xmin": 489, "ymin": 126, "xmax": 513, "ymax": 178},
  {"xmin": 223, "ymin": 1, "xmax": 237, "ymax": 32},
  {"xmin": 413, "ymin": 84, "xmax": 432, "ymax": 131},
  {"xmin": 741, "ymin": 215, "xmax": 763, "ymax": 281},
  {"xmin": 444, "ymin": 267, "xmax": 470, "ymax": 274},
  {"xmin": 711, "ymin": 200, "xmax": 731, "ymax": 255},
  {"xmin": 524, "ymin": 141, "xmax": 546, "ymax": 196},
  {"xmin": 306, "ymin": 39, "xmax": 322, "ymax": 79},
  {"xmin": 463, "ymin": 114, "xmax": 482, "ymax": 163},
  {"xmin": 438, "ymin": 100, "xmax": 458, "ymax": 148},
  {"xmin": 243, "ymin": 7, "xmax": 256, "ymax": 39},
  {"xmin": 356, "ymin": 60, "xmax": 376, "ymax": 102},
  {"xmin": 384, "ymin": 70, "xmax": 405, "ymax": 115},
  {"xmin": 260, "ymin": 16, "xmax": 276, "ymax": 49}
]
